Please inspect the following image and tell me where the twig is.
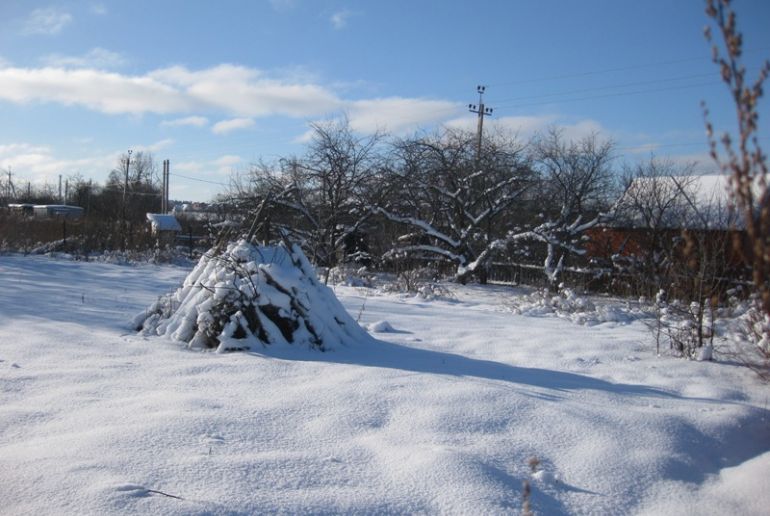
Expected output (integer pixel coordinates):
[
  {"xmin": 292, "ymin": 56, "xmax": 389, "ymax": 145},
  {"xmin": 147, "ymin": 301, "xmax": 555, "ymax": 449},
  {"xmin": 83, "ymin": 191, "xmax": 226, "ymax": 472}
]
[{"xmin": 146, "ymin": 489, "xmax": 185, "ymax": 500}]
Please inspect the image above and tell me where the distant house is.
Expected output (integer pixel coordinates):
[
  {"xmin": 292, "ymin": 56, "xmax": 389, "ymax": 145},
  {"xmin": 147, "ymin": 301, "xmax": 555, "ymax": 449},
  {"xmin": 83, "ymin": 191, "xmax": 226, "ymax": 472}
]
[
  {"xmin": 586, "ymin": 174, "xmax": 748, "ymax": 273},
  {"xmin": 33, "ymin": 204, "xmax": 84, "ymax": 220},
  {"xmin": 146, "ymin": 213, "xmax": 182, "ymax": 247}
]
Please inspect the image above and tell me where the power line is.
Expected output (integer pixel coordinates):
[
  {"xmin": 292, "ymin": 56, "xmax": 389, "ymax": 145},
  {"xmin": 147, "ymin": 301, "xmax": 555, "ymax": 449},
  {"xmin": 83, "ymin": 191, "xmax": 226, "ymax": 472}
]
[
  {"xmin": 100, "ymin": 185, "xmax": 163, "ymax": 197},
  {"xmin": 169, "ymin": 171, "xmax": 230, "ymax": 186},
  {"xmin": 493, "ymin": 79, "xmax": 722, "ymax": 111},
  {"xmin": 487, "ymin": 71, "xmax": 723, "ymax": 105},
  {"xmin": 616, "ymin": 136, "xmax": 770, "ymax": 152},
  {"xmin": 486, "ymin": 45, "xmax": 770, "ymax": 88}
]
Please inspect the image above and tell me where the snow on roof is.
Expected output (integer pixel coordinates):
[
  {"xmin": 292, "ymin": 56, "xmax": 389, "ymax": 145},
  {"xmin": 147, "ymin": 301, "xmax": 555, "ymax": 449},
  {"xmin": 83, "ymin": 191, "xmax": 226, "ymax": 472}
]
[
  {"xmin": 615, "ymin": 174, "xmax": 743, "ymax": 230},
  {"xmin": 32, "ymin": 205, "xmax": 85, "ymax": 219},
  {"xmin": 33, "ymin": 204, "xmax": 84, "ymax": 211},
  {"xmin": 146, "ymin": 213, "xmax": 182, "ymax": 232}
]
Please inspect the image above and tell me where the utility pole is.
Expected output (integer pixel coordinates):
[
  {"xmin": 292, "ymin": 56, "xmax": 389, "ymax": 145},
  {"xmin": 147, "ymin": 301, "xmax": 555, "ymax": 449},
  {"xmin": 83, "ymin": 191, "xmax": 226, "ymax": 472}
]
[
  {"xmin": 161, "ymin": 160, "xmax": 166, "ymax": 213},
  {"xmin": 468, "ymin": 85, "xmax": 494, "ymax": 163},
  {"xmin": 166, "ymin": 160, "xmax": 170, "ymax": 213},
  {"xmin": 162, "ymin": 159, "xmax": 170, "ymax": 213},
  {"xmin": 58, "ymin": 174, "xmax": 63, "ymax": 203},
  {"xmin": 122, "ymin": 149, "xmax": 132, "ymax": 251}
]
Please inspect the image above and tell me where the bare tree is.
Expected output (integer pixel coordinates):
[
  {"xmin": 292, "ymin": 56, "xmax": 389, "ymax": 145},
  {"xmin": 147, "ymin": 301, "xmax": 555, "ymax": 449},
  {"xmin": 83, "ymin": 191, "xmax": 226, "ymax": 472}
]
[
  {"xmin": 107, "ymin": 151, "xmax": 159, "ymax": 191},
  {"xmin": 530, "ymin": 129, "xmax": 616, "ymax": 286},
  {"xmin": 376, "ymin": 128, "xmax": 533, "ymax": 283},
  {"xmin": 704, "ymin": 0, "xmax": 770, "ymax": 366},
  {"xmin": 231, "ymin": 118, "xmax": 389, "ymax": 273},
  {"xmin": 104, "ymin": 151, "xmax": 162, "ymax": 250},
  {"xmin": 611, "ymin": 157, "xmax": 698, "ymax": 297},
  {"xmin": 652, "ymin": 176, "xmax": 739, "ymax": 359}
]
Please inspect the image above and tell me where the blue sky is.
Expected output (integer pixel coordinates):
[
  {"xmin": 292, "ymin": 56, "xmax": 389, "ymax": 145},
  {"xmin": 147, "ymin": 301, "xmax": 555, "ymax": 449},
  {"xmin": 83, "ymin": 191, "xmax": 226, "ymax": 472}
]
[{"xmin": 1, "ymin": 0, "xmax": 769, "ymax": 201}]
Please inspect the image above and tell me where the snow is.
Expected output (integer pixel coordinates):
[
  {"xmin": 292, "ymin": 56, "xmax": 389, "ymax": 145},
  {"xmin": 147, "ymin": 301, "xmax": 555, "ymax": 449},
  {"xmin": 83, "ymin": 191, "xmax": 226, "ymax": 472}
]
[
  {"xmin": 146, "ymin": 213, "xmax": 182, "ymax": 232},
  {"xmin": 367, "ymin": 320, "xmax": 396, "ymax": 333},
  {"xmin": 617, "ymin": 174, "xmax": 741, "ymax": 229},
  {"xmin": 136, "ymin": 241, "xmax": 370, "ymax": 352},
  {"xmin": 1, "ymin": 254, "xmax": 769, "ymax": 515}
]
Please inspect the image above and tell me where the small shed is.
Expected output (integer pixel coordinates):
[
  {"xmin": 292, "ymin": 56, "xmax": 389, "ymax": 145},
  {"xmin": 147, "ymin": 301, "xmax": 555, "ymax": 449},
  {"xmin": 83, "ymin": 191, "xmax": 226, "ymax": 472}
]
[{"xmin": 146, "ymin": 213, "xmax": 182, "ymax": 247}]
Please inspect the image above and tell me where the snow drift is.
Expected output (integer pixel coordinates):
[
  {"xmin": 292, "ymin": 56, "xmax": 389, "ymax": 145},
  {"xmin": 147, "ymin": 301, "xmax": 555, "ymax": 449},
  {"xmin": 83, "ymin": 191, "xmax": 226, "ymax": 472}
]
[{"xmin": 134, "ymin": 240, "xmax": 371, "ymax": 352}]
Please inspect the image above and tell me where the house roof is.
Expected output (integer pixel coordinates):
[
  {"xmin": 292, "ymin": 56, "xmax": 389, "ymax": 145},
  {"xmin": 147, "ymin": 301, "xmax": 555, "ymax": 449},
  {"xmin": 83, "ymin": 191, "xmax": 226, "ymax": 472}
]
[
  {"xmin": 613, "ymin": 174, "xmax": 742, "ymax": 230},
  {"xmin": 146, "ymin": 213, "xmax": 182, "ymax": 232},
  {"xmin": 32, "ymin": 205, "xmax": 85, "ymax": 219}
]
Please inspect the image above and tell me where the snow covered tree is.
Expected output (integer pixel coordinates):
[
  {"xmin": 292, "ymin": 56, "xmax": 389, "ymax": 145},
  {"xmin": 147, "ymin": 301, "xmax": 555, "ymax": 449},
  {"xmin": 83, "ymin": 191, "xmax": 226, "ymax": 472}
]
[
  {"xmin": 375, "ymin": 128, "xmax": 615, "ymax": 286},
  {"xmin": 530, "ymin": 129, "xmax": 616, "ymax": 287},
  {"xmin": 377, "ymin": 128, "xmax": 534, "ymax": 283}
]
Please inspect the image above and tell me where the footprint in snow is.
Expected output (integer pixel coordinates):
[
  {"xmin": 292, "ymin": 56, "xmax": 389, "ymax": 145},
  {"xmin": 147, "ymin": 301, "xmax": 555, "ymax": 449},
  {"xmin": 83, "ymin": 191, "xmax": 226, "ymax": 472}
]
[{"xmin": 11, "ymin": 363, "xmax": 20, "ymax": 369}]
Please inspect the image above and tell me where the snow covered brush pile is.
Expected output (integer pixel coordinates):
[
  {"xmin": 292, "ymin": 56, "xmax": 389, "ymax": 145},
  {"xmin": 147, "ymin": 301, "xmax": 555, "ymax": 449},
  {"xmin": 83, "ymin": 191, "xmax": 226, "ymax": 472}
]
[{"xmin": 134, "ymin": 240, "xmax": 371, "ymax": 352}]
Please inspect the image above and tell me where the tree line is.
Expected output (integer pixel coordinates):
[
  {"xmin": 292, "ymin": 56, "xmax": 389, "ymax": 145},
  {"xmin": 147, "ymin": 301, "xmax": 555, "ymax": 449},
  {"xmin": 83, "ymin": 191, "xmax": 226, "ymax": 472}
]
[
  {"xmin": 1, "ymin": 152, "xmax": 170, "ymax": 253},
  {"xmin": 224, "ymin": 120, "xmax": 629, "ymax": 286}
]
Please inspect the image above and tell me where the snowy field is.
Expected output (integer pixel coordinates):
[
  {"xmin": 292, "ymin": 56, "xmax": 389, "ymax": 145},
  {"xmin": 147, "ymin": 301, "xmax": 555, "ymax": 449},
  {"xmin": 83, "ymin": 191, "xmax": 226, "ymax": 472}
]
[{"xmin": 1, "ymin": 254, "xmax": 769, "ymax": 515}]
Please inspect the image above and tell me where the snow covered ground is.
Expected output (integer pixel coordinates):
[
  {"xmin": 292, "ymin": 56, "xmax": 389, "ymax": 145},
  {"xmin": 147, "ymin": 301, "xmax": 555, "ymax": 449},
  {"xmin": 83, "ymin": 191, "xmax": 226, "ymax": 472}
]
[{"xmin": 1, "ymin": 254, "xmax": 769, "ymax": 515}]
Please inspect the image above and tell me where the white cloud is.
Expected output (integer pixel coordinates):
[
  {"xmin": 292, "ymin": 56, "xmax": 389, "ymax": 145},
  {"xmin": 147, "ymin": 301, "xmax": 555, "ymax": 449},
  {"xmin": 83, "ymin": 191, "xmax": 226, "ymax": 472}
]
[
  {"xmin": 149, "ymin": 64, "xmax": 340, "ymax": 117},
  {"xmin": 212, "ymin": 118, "xmax": 255, "ymax": 135},
  {"xmin": 445, "ymin": 114, "xmax": 556, "ymax": 136},
  {"xmin": 330, "ymin": 10, "xmax": 353, "ymax": 29},
  {"xmin": 347, "ymin": 97, "xmax": 460, "ymax": 134},
  {"xmin": 212, "ymin": 155, "xmax": 243, "ymax": 174},
  {"xmin": 0, "ymin": 143, "xmax": 51, "ymax": 159},
  {"xmin": 176, "ymin": 154, "xmax": 243, "ymax": 176},
  {"xmin": 0, "ymin": 67, "xmax": 192, "ymax": 114},
  {"xmin": 0, "ymin": 140, "xmax": 175, "ymax": 186},
  {"xmin": 557, "ymin": 119, "xmax": 606, "ymax": 142},
  {"xmin": 40, "ymin": 48, "xmax": 126, "ymax": 69},
  {"xmin": 445, "ymin": 114, "xmax": 607, "ymax": 144},
  {"xmin": 0, "ymin": 63, "xmax": 469, "ymax": 136},
  {"xmin": 139, "ymin": 139, "xmax": 175, "ymax": 152},
  {"xmin": 623, "ymin": 142, "xmax": 662, "ymax": 155},
  {"xmin": 213, "ymin": 155, "xmax": 241, "ymax": 166},
  {"xmin": 0, "ymin": 142, "xmax": 115, "ymax": 185},
  {"xmin": 625, "ymin": 150, "xmax": 716, "ymax": 172},
  {"xmin": 269, "ymin": 0, "xmax": 296, "ymax": 12},
  {"xmin": 174, "ymin": 161, "xmax": 202, "ymax": 174},
  {"xmin": 161, "ymin": 116, "xmax": 209, "ymax": 128},
  {"xmin": 22, "ymin": 7, "xmax": 73, "ymax": 35},
  {"xmin": 90, "ymin": 3, "xmax": 107, "ymax": 15}
]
